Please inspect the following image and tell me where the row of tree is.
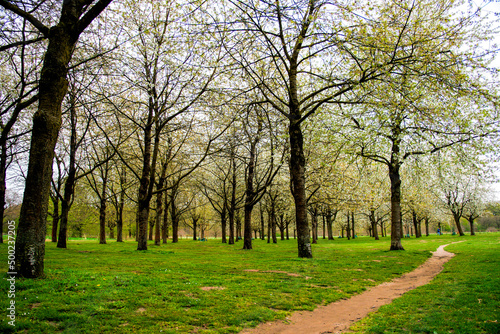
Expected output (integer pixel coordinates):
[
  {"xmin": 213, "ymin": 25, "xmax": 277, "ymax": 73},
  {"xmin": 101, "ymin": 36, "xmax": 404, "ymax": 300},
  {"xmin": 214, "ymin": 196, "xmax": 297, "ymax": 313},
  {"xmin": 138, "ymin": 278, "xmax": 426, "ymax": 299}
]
[{"xmin": 0, "ymin": 0, "xmax": 498, "ymax": 278}]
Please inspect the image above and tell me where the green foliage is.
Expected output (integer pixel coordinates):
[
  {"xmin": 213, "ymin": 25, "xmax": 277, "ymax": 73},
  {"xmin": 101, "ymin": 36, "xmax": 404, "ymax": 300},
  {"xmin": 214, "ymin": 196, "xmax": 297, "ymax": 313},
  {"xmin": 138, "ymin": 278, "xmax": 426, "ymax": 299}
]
[
  {"xmin": 0, "ymin": 234, "xmax": 498, "ymax": 333},
  {"xmin": 486, "ymin": 202, "xmax": 500, "ymax": 216}
]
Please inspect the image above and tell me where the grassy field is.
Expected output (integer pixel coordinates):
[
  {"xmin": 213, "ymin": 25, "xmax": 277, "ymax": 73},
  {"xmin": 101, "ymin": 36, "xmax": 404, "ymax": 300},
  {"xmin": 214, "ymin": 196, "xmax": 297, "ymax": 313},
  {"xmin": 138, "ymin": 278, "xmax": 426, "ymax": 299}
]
[
  {"xmin": 0, "ymin": 234, "xmax": 498, "ymax": 333},
  {"xmin": 350, "ymin": 234, "xmax": 500, "ymax": 334}
]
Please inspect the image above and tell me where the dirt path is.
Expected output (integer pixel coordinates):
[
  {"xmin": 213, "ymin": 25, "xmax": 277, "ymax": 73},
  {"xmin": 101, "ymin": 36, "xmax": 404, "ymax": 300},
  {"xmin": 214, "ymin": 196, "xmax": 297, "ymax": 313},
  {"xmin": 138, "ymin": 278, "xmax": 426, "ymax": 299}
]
[{"xmin": 240, "ymin": 242, "xmax": 462, "ymax": 334}]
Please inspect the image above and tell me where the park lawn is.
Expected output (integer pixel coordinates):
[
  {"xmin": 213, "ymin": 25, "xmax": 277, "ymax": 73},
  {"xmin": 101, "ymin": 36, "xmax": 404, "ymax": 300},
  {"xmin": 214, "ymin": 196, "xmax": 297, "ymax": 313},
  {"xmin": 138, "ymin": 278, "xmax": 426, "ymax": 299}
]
[
  {"xmin": 0, "ymin": 233, "xmax": 497, "ymax": 333},
  {"xmin": 349, "ymin": 234, "xmax": 500, "ymax": 334}
]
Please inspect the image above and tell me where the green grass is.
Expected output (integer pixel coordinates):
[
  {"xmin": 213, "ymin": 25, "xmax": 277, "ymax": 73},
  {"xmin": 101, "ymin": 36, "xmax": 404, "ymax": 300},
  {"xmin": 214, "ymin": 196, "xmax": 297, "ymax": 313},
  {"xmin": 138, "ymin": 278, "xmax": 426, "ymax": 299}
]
[
  {"xmin": 349, "ymin": 235, "xmax": 500, "ymax": 334},
  {"xmin": 0, "ymin": 234, "xmax": 498, "ymax": 333}
]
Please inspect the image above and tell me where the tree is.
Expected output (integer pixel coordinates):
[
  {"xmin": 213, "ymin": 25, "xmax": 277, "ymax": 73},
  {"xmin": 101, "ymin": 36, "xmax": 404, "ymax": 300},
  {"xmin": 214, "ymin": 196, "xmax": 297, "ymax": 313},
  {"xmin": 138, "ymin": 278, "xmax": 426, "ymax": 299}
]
[
  {"xmin": 1, "ymin": 0, "xmax": 114, "ymax": 278},
  {"xmin": 85, "ymin": 144, "xmax": 114, "ymax": 244},
  {"xmin": 225, "ymin": 0, "xmax": 436, "ymax": 257},
  {"xmin": 108, "ymin": 165, "xmax": 127, "ymax": 242},
  {"xmin": 199, "ymin": 153, "xmax": 231, "ymax": 243},
  {"xmin": 241, "ymin": 103, "xmax": 282, "ymax": 250},
  {"xmin": 343, "ymin": 0, "xmax": 498, "ymax": 250},
  {"xmin": 108, "ymin": 0, "xmax": 222, "ymax": 250}
]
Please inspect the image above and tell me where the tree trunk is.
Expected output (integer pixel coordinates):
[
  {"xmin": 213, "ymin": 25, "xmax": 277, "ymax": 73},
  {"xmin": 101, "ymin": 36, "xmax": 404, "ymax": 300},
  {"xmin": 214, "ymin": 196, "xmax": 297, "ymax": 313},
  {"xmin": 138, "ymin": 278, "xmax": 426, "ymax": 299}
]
[
  {"xmin": 148, "ymin": 216, "xmax": 154, "ymax": 241},
  {"xmin": 326, "ymin": 213, "xmax": 333, "ymax": 240},
  {"xmin": 162, "ymin": 188, "xmax": 169, "ymax": 243},
  {"xmin": 424, "ymin": 217, "xmax": 430, "ymax": 237},
  {"xmin": 289, "ymin": 119, "xmax": 311, "ymax": 257},
  {"xmin": 311, "ymin": 209, "xmax": 318, "ymax": 244},
  {"xmin": 192, "ymin": 218, "xmax": 198, "ymax": 241},
  {"xmin": 243, "ymin": 206, "xmax": 253, "ymax": 249},
  {"xmin": 326, "ymin": 208, "xmax": 335, "ymax": 240},
  {"xmin": 14, "ymin": 19, "xmax": 72, "ymax": 277},
  {"xmin": 346, "ymin": 213, "xmax": 351, "ymax": 240},
  {"xmin": 136, "ymin": 115, "xmax": 153, "ymax": 250},
  {"xmin": 137, "ymin": 200, "xmax": 149, "ymax": 248},
  {"xmin": 468, "ymin": 217, "xmax": 475, "ymax": 236},
  {"xmin": 243, "ymin": 137, "xmax": 258, "ymax": 250},
  {"xmin": 154, "ymin": 152, "xmax": 169, "ymax": 246},
  {"xmin": 221, "ymin": 205, "xmax": 227, "ymax": 243},
  {"xmin": 116, "ymin": 168, "xmax": 125, "ymax": 242},
  {"xmin": 322, "ymin": 214, "xmax": 326, "ymax": 239},
  {"xmin": 260, "ymin": 204, "xmax": 265, "ymax": 240},
  {"xmin": 267, "ymin": 212, "xmax": 271, "ymax": 244},
  {"xmin": 109, "ymin": 224, "xmax": 114, "ymax": 239},
  {"xmin": 228, "ymin": 145, "xmax": 237, "ymax": 245},
  {"xmin": 412, "ymin": 211, "xmax": 421, "ymax": 238},
  {"xmin": 279, "ymin": 215, "xmax": 286, "ymax": 241},
  {"xmin": 453, "ymin": 213, "xmax": 465, "ymax": 236},
  {"xmin": 236, "ymin": 212, "xmax": 242, "ymax": 240},
  {"xmin": 99, "ymin": 171, "xmax": 108, "ymax": 245},
  {"xmin": 57, "ymin": 93, "xmax": 81, "ymax": 249},
  {"xmin": 389, "ymin": 162, "xmax": 404, "ymax": 250},
  {"xmin": 271, "ymin": 204, "xmax": 277, "ymax": 244},
  {"xmin": 351, "ymin": 211, "xmax": 355, "ymax": 238},
  {"xmin": 228, "ymin": 206, "xmax": 235, "ymax": 244},
  {"xmin": 370, "ymin": 210, "xmax": 379, "ymax": 240},
  {"xmin": 97, "ymin": 160, "xmax": 109, "ymax": 245},
  {"xmin": 50, "ymin": 195, "xmax": 59, "ymax": 243},
  {"xmin": 171, "ymin": 195, "xmax": 179, "ymax": 243}
]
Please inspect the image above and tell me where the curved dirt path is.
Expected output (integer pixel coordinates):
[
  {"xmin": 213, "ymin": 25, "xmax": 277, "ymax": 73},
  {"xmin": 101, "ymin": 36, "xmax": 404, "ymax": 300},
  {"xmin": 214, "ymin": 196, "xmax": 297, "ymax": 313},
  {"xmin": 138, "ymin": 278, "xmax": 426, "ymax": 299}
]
[{"xmin": 240, "ymin": 242, "xmax": 462, "ymax": 334}]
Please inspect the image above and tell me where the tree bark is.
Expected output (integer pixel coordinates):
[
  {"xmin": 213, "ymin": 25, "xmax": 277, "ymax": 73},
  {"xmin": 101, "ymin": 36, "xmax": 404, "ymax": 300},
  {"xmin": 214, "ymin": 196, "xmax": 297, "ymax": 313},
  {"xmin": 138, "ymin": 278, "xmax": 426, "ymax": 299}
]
[
  {"xmin": 351, "ymin": 211, "xmax": 355, "ymax": 238},
  {"xmin": 412, "ymin": 210, "xmax": 421, "ymax": 238},
  {"xmin": 346, "ymin": 212, "xmax": 351, "ymax": 240},
  {"xmin": 243, "ymin": 207, "xmax": 253, "ymax": 249},
  {"xmin": 389, "ymin": 163, "xmax": 404, "ymax": 250},
  {"xmin": 243, "ymin": 136, "xmax": 258, "ymax": 250},
  {"xmin": 310, "ymin": 208, "xmax": 318, "ymax": 244},
  {"xmin": 260, "ymin": 204, "xmax": 265, "ymax": 240},
  {"xmin": 279, "ymin": 214, "xmax": 286, "ymax": 241},
  {"xmin": 289, "ymin": 119, "xmax": 311, "ymax": 257},
  {"xmin": 236, "ymin": 212, "xmax": 242, "ymax": 240},
  {"xmin": 322, "ymin": 214, "xmax": 326, "ymax": 239},
  {"xmin": 109, "ymin": 224, "xmax": 114, "ymax": 239},
  {"xmin": 221, "ymin": 204, "xmax": 227, "ymax": 243},
  {"xmin": 162, "ymin": 188, "xmax": 169, "ymax": 243},
  {"xmin": 116, "ymin": 167, "xmax": 125, "ymax": 242},
  {"xmin": 170, "ymin": 188, "xmax": 179, "ymax": 243},
  {"xmin": 50, "ymin": 194, "xmax": 59, "ymax": 243},
  {"xmin": 286, "ymin": 220, "xmax": 290, "ymax": 240},
  {"xmin": 148, "ymin": 215, "xmax": 154, "ymax": 241},
  {"xmin": 370, "ymin": 210, "xmax": 379, "ymax": 240},
  {"xmin": 325, "ymin": 208, "xmax": 335, "ymax": 240},
  {"xmin": 468, "ymin": 217, "xmax": 475, "ymax": 236},
  {"xmin": 453, "ymin": 213, "xmax": 465, "ymax": 236},
  {"xmin": 136, "ymin": 112, "xmax": 153, "ymax": 250},
  {"xmin": 99, "ymin": 164, "xmax": 108, "ymax": 245},
  {"xmin": 192, "ymin": 218, "xmax": 198, "ymax": 241},
  {"xmin": 267, "ymin": 211, "xmax": 271, "ymax": 244},
  {"xmin": 228, "ymin": 145, "xmax": 237, "ymax": 245}
]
